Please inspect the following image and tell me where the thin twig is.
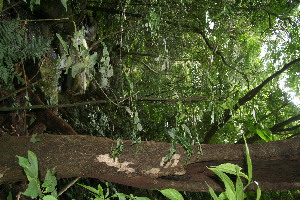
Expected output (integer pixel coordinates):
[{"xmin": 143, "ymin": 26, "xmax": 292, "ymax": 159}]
[
  {"xmin": 0, "ymin": 82, "xmax": 38, "ymax": 102},
  {"xmin": 57, "ymin": 177, "xmax": 80, "ymax": 197}
]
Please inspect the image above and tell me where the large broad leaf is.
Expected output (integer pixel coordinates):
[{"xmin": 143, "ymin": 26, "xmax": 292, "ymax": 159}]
[
  {"xmin": 160, "ymin": 188, "xmax": 184, "ymax": 200},
  {"xmin": 23, "ymin": 179, "xmax": 41, "ymax": 198},
  {"xmin": 17, "ymin": 151, "xmax": 39, "ymax": 179}
]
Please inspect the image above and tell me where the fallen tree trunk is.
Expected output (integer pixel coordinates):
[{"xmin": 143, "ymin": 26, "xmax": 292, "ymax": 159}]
[{"xmin": 0, "ymin": 134, "xmax": 299, "ymax": 192}]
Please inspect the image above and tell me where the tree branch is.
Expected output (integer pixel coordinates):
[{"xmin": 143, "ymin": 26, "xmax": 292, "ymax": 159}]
[
  {"xmin": 203, "ymin": 58, "xmax": 300, "ymax": 143},
  {"xmin": 270, "ymin": 114, "xmax": 300, "ymax": 133},
  {"xmin": 0, "ymin": 135, "xmax": 299, "ymax": 192}
]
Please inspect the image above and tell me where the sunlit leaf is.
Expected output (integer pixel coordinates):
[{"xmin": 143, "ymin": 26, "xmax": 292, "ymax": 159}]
[
  {"xmin": 214, "ymin": 163, "xmax": 248, "ymax": 180},
  {"xmin": 159, "ymin": 188, "xmax": 184, "ymax": 200}
]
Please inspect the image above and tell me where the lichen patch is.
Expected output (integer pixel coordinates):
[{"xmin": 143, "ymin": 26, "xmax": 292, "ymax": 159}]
[
  {"xmin": 144, "ymin": 167, "xmax": 161, "ymax": 175},
  {"xmin": 160, "ymin": 153, "xmax": 181, "ymax": 168},
  {"xmin": 96, "ymin": 154, "xmax": 135, "ymax": 173}
]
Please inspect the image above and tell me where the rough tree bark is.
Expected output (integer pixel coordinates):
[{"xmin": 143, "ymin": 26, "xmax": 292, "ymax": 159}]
[{"xmin": 0, "ymin": 135, "xmax": 299, "ymax": 192}]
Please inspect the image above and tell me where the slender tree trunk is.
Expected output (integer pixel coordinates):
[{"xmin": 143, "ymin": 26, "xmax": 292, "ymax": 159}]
[{"xmin": 0, "ymin": 135, "xmax": 299, "ymax": 192}]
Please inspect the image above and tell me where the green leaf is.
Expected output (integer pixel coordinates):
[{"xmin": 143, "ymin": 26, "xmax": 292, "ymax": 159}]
[
  {"xmin": 71, "ymin": 62, "xmax": 85, "ymax": 78},
  {"xmin": 78, "ymin": 183, "xmax": 102, "ymax": 197},
  {"xmin": 137, "ymin": 123, "xmax": 143, "ymax": 131},
  {"xmin": 243, "ymin": 135, "xmax": 252, "ymax": 188},
  {"xmin": 159, "ymin": 188, "xmax": 184, "ymax": 200},
  {"xmin": 6, "ymin": 191, "xmax": 12, "ymax": 200},
  {"xmin": 27, "ymin": 151, "xmax": 39, "ymax": 179},
  {"xmin": 256, "ymin": 129, "xmax": 267, "ymax": 141},
  {"xmin": 27, "ymin": 0, "xmax": 40, "ymax": 11},
  {"xmin": 134, "ymin": 197, "xmax": 151, "ymax": 200},
  {"xmin": 206, "ymin": 184, "xmax": 220, "ymax": 200},
  {"xmin": 215, "ymin": 163, "xmax": 248, "ymax": 180},
  {"xmin": 97, "ymin": 184, "xmax": 104, "ymax": 197},
  {"xmin": 60, "ymin": 0, "xmax": 68, "ymax": 11},
  {"xmin": 255, "ymin": 181, "xmax": 261, "ymax": 200},
  {"xmin": 17, "ymin": 151, "xmax": 39, "ymax": 179},
  {"xmin": 176, "ymin": 134, "xmax": 193, "ymax": 158},
  {"xmin": 30, "ymin": 133, "xmax": 41, "ymax": 143},
  {"xmin": 43, "ymin": 195, "xmax": 58, "ymax": 200},
  {"xmin": 163, "ymin": 142, "xmax": 176, "ymax": 164},
  {"xmin": 86, "ymin": 52, "xmax": 98, "ymax": 69},
  {"xmin": 218, "ymin": 192, "xmax": 227, "ymax": 200},
  {"xmin": 112, "ymin": 193, "xmax": 127, "ymax": 200},
  {"xmin": 23, "ymin": 179, "xmax": 41, "ymax": 198},
  {"xmin": 209, "ymin": 168, "xmax": 235, "ymax": 200},
  {"xmin": 235, "ymin": 175, "xmax": 244, "ymax": 199},
  {"xmin": 17, "ymin": 156, "xmax": 30, "ymax": 172},
  {"xmin": 56, "ymin": 33, "xmax": 68, "ymax": 53},
  {"xmin": 134, "ymin": 112, "xmax": 139, "ymax": 124},
  {"xmin": 42, "ymin": 168, "xmax": 57, "ymax": 196},
  {"xmin": 0, "ymin": 0, "xmax": 3, "ymax": 13},
  {"xmin": 133, "ymin": 197, "xmax": 151, "ymax": 200}
]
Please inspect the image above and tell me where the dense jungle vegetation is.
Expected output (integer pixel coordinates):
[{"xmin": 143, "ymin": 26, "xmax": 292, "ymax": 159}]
[{"xmin": 0, "ymin": 0, "xmax": 299, "ymax": 199}]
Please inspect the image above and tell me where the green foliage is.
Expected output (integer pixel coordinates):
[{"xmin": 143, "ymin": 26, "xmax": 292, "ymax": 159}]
[
  {"xmin": 23, "ymin": 0, "xmax": 40, "ymax": 11},
  {"xmin": 111, "ymin": 138, "xmax": 124, "ymax": 161},
  {"xmin": 23, "ymin": 0, "xmax": 68, "ymax": 11},
  {"xmin": 17, "ymin": 151, "xmax": 58, "ymax": 199},
  {"xmin": 0, "ymin": 0, "xmax": 3, "ymax": 13},
  {"xmin": 164, "ymin": 126, "xmax": 194, "ymax": 164},
  {"xmin": 99, "ymin": 42, "xmax": 114, "ymax": 88},
  {"xmin": 6, "ymin": 192, "xmax": 12, "ymax": 200},
  {"xmin": 163, "ymin": 142, "xmax": 176, "ymax": 165},
  {"xmin": 57, "ymin": 29, "xmax": 114, "ymax": 93},
  {"xmin": 30, "ymin": 133, "xmax": 41, "ymax": 143},
  {"xmin": 0, "ymin": 21, "xmax": 50, "ymax": 89},
  {"xmin": 57, "ymin": 30, "xmax": 98, "ymax": 81},
  {"xmin": 206, "ymin": 136, "xmax": 261, "ymax": 200},
  {"xmin": 159, "ymin": 188, "xmax": 184, "ymax": 200},
  {"xmin": 5, "ymin": 0, "xmax": 299, "ymax": 198},
  {"xmin": 78, "ymin": 182, "xmax": 151, "ymax": 200}
]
